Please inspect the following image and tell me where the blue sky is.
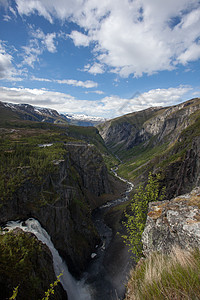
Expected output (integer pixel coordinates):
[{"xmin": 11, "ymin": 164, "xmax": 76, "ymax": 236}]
[{"xmin": 0, "ymin": 0, "xmax": 200, "ymax": 118}]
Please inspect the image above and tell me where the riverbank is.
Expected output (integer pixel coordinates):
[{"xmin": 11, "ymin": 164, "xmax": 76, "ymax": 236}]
[{"xmin": 83, "ymin": 170, "xmax": 135, "ymax": 299}]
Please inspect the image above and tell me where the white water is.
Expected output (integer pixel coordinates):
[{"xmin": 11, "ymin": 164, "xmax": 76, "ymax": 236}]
[
  {"xmin": 5, "ymin": 218, "xmax": 91, "ymax": 300},
  {"xmin": 101, "ymin": 167, "xmax": 134, "ymax": 209}
]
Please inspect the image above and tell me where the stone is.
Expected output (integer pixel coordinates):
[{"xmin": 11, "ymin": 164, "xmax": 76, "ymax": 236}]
[{"xmin": 142, "ymin": 187, "xmax": 200, "ymax": 256}]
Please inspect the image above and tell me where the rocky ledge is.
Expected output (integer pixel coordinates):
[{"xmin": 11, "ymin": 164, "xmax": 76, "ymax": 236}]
[{"xmin": 142, "ymin": 187, "xmax": 200, "ymax": 256}]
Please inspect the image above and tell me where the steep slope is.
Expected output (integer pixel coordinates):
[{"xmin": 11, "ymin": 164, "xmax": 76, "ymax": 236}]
[
  {"xmin": 0, "ymin": 124, "xmax": 124, "ymax": 276},
  {"xmin": 0, "ymin": 100, "xmax": 106, "ymax": 127},
  {"xmin": 0, "ymin": 229, "xmax": 66, "ymax": 300},
  {"xmin": 98, "ymin": 106, "xmax": 162, "ymax": 159},
  {"xmin": 98, "ymin": 98, "xmax": 200, "ymax": 159},
  {"xmin": 98, "ymin": 98, "xmax": 200, "ymax": 198},
  {"xmin": 0, "ymin": 101, "xmax": 68, "ymax": 124}
]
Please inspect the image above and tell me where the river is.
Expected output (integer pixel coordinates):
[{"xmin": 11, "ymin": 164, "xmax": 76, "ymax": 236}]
[
  {"xmin": 4, "ymin": 168, "xmax": 134, "ymax": 300},
  {"xmin": 83, "ymin": 167, "xmax": 134, "ymax": 299}
]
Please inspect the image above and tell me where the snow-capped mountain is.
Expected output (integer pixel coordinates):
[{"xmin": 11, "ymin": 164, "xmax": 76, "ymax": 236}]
[
  {"xmin": 62, "ymin": 113, "xmax": 106, "ymax": 126},
  {"xmin": 0, "ymin": 101, "xmax": 106, "ymax": 126},
  {"xmin": 1, "ymin": 101, "xmax": 68, "ymax": 124}
]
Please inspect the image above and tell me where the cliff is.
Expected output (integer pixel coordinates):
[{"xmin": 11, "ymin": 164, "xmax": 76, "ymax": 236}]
[
  {"xmin": 98, "ymin": 98, "xmax": 200, "ymax": 199},
  {"xmin": 98, "ymin": 98, "xmax": 200, "ymax": 154},
  {"xmin": 0, "ymin": 229, "xmax": 66, "ymax": 300},
  {"xmin": 142, "ymin": 187, "xmax": 200, "ymax": 256},
  {"xmin": 0, "ymin": 141, "xmax": 112, "ymax": 276}
]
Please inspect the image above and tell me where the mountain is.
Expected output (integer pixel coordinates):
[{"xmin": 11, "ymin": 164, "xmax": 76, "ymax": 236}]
[
  {"xmin": 0, "ymin": 100, "xmax": 106, "ymax": 127},
  {"xmin": 61, "ymin": 113, "xmax": 106, "ymax": 126},
  {"xmin": 98, "ymin": 98, "xmax": 200, "ymax": 198},
  {"xmin": 0, "ymin": 101, "xmax": 68, "ymax": 124}
]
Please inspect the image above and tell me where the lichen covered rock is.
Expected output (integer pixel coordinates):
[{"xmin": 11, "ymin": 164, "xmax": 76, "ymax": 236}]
[{"xmin": 142, "ymin": 187, "xmax": 200, "ymax": 256}]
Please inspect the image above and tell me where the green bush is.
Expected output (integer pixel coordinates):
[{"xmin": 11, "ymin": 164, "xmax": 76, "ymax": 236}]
[{"xmin": 122, "ymin": 172, "xmax": 165, "ymax": 260}]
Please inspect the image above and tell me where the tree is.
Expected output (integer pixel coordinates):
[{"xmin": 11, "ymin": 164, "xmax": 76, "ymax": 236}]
[{"xmin": 122, "ymin": 172, "xmax": 165, "ymax": 260}]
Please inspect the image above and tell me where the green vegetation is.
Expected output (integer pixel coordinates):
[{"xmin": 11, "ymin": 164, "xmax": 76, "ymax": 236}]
[
  {"xmin": 117, "ymin": 141, "xmax": 169, "ymax": 181},
  {"xmin": 0, "ymin": 230, "xmax": 42, "ymax": 299},
  {"xmin": 9, "ymin": 286, "xmax": 19, "ymax": 300},
  {"xmin": 67, "ymin": 124, "xmax": 118, "ymax": 168},
  {"xmin": 0, "ymin": 128, "xmax": 74, "ymax": 201},
  {"xmin": 125, "ymin": 247, "xmax": 200, "ymax": 300},
  {"xmin": 41, "ymin": 273, "xmax": 63, "ymax": 300},
  {"xmin": 117, "ymin": 109, "xmax": 200, "ymax": 183},
  {"xmin": 122, "ymin": 173, "xmax": 165, "ymax": 260},
  {"xmin": 0, "ymin": 230, "xmax": 64, "ymax": 300}
]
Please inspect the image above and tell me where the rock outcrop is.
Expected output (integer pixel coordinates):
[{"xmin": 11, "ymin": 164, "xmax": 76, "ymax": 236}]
[
  {"xmin": 142, "ymin": 187, "xmax": 200, "ymax": 256},
  {"xmin": 0, "ymin": 229, "xmax": 66, "ymax": 300},
  {"xmin": 0, "ymin": 143, "xmax": 112, "ymax": 276}
]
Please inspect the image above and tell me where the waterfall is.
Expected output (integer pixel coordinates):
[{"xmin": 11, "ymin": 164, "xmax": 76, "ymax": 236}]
[{"xmin": 5, "ymin": 218, "xmax": 91, "ymax": 300}]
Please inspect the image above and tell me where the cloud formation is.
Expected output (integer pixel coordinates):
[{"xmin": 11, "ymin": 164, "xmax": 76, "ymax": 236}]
[
  {"xmin": 0, "ymin": 41, "xmax": 21, "ymax": 81},
  {"xmin": 15, "ymin": 0, "xmax": 200, "ymax": 77},
  {"xmin": 31, "ymin": 76, "xmax": 98, "ymax": 88},
  {"xmin": 0, "ymin": 85, "xmax": 192, "ymax": 118},
  {"xmin": 20, "ymin": 28, "xmax": 57, "ymax": 68}
]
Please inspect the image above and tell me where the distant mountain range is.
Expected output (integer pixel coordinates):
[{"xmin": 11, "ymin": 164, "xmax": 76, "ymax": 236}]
[
  {"xmin": 61, "ymin": 113, "xmax": 106, "ymax": 126},
  {"xmin": 0, "ymin": 101, "xmax": 106, "ymax": 126}
]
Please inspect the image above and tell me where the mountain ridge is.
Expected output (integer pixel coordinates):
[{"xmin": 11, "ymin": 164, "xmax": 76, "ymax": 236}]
[
  {"xmin": 0, "ymin": 100, "xmax": 107, "ymax": 127},
  {"xmin": 98, "ymin": 97, "xmax": 200, "ymax": 199}
]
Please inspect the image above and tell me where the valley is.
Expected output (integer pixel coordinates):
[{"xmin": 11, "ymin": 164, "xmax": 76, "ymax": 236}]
[{"xmin": 0, "ymin": 97, "xmax": 200, "ymax": 299}]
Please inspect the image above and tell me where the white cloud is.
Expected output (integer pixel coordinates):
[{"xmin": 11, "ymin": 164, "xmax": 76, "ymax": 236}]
[
  {"xmin": 56, "ymin": 79, "xmax": 98, "ymax": 88},
  {"xmin": 31, "ymin": 76, "xmax": 51, "ymax": 82},
  {"xmin": 0, "ymin": 85, "xmax": 192, "ymax": 118},
  {"xmin": 31, "ymin": 76, "xmax": 98, "ymax": 88},
  {"xmin": 21, "ymin": 42, "xmax": 42, "ymax": 68},
  {"xmin": 178, "ymin": 42, "xmax": 200, "ymax": 65},
  {"xmin": 20, "ymin": 28, "xmax": 57, "ymax": 67},
  {"xmin": 32, "ymin": 29, "xmax": 57, "ymax": 53},
  {"xmin": 3, "ymin": 15, "xmax": 12, "ymax": 21},
  {"xmin": 43, "ymin": 32, "xmax": 57, "ymax": 53},
  {"xmin": 85, "ymin": 90, "xmax": 104, "ymax": 95},
  {"xmin": 0, "ymin": 86, "xmax": 75, "ymax": 108},
  {"xmin": 192, "ymin": 91, "xmax": 200, "ymax": 96},
  {"xmin": 0, "ymin": 41, "xmax": 22, "ymax": 81},
  {"xmin": 0, "ymin": 51, "xmax": 13, "ymax": 79},
  {"xmin": 14, "ymin": 0, "xmax": 200, "ymax": 77},
  {"xmin": 68, "ymin": 31, "xmax": 90, "ymax": 47}
]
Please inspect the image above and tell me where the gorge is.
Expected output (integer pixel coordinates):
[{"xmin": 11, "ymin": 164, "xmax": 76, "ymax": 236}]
[{"xmin": 0, "ymin": 97, "xmax": 200, "ymax": 299}]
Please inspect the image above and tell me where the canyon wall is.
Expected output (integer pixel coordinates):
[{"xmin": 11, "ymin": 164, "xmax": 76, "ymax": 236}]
[{"xmin": 0, "ymin": 143, "xmax": 112, "ymax": 276}]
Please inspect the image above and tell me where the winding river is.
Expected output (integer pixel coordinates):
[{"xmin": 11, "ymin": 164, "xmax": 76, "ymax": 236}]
[{"xmin": 83, "ymin": 167, "xmax": 134, "ymax": 299}]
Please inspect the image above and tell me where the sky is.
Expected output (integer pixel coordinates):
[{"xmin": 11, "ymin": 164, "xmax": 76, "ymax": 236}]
[{"xmin": 0, "ymin": 0, "xmax": 200, "ymax": 119}]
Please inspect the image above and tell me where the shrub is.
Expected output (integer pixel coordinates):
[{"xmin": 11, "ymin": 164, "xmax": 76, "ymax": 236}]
[{"xmin": 122, "ymin": 172, "xmax": 165, "ymax": 260}]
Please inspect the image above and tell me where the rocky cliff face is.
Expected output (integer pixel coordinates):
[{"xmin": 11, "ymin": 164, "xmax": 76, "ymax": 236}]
[
  {"xmin": 159, "ymin": 136, "xmax": 200, "ymax": 199},
  {"xmin": 98, "ymin": 107, "xmax": 160, "ymax": 152},
  {"xmin": 142, "ymin": 187, "xmax": 200, "ymax": 256},
  {"xmin": 98, "ymin": 98, "xmax": 200, "ymax": 199},
  {"xmin": 98, "ymin": 98, "xmax": 200, "ymax": 153},
  {"xmin": 0, "ymin": 143, "xmax": 111, "ymax": 276}
]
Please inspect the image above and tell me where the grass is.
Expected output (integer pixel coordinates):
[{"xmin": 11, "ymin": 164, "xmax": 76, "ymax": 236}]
[
  {"xmin": 117, "ymin": 109, "xmax": 200, "ymax": 184},
  {"xmin": 125, "ymin": 247, "xmax": 200, "ymax": 300},
  {"xmin": 117, "ymin": 141, "xmax": 169, "ymax": 181}
]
